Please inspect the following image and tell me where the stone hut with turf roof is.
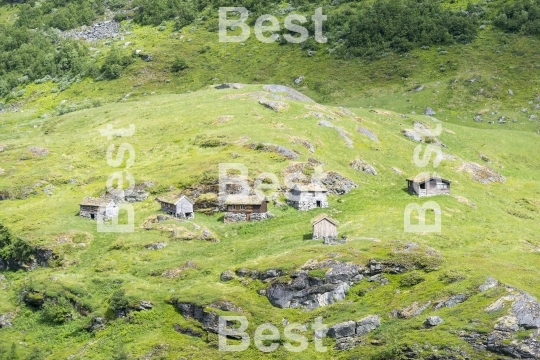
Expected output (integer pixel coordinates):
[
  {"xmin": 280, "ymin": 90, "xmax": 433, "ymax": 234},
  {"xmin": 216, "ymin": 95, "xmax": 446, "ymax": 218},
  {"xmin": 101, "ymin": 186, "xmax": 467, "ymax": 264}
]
[
  {"xmin": 79, "ymin": 198, "xmax": 118, "ymax": 220},
  {"xmin": 287, "ymin": 183, "xmax": 329, "ymax": 211},
  {"xmin": 224, "ymin": 195, "xmax": 270, "ymax": 222}
]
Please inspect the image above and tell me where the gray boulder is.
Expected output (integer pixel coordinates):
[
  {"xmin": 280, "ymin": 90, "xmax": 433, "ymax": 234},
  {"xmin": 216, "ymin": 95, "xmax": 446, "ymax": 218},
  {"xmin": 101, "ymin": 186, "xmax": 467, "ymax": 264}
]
[
  {"xmin": 426, "ymin": 316, "xmax": 444, "ymax": 327},
  {"xmin": 357, "ymin": 126, "xmax": 379, "ymax": 142},
  {"xmin": 424, "ymin": 107, "xmax": 436, "ymax": 116},
  {"xmin": 220, "ymin": 270, "xmax": 235, "ymax": 282},
  {"xmin": 0, "ymin": 313, "xmax": 13, "ymax": 328},
  {"xmin": 328, "ymin": 320, "xmax": 356, "ymax": 339},
  {"xmin": 356, "ymin": 315, "xmax": 381, "ymax": 335},
  {"xmin": 479, "ymin": 277, "xmax": 499, "ymax": 292},
  {"xmin": 401, "ymin": 129, "xmax": 423, "ymax": 142},
  {"xmin": 263, "ymin": 84, "xmax": 315, "ymax": 102}
]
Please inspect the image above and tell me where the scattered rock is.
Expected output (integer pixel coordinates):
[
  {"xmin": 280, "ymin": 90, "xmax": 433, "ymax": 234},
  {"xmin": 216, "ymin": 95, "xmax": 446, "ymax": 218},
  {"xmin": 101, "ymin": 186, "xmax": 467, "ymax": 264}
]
[
  {"xmin": 412, "ymin": 85, "xmax": 425, "ymax": 92},
  {"xmin": 86, "ymin": 316, "xmax": 105, "ymax": 332},
  {"xmin": 220, "ymin": 270, "xmax": 235, "ymax": 282},
  {"xmin": 479, "ymin": 277, "xmax": 499, "ymax": 292},
  {"xmin": 294, "ymin": 76, "xmax": 305, "ymax": 85},
  {"xmin": 321, "ymin": 172, "xmax": 358, "ymax": 195},
  {"xmin": 508, "ymin": 89, "xmax": 514, "ymax": 96},
  {"xmin": 396, "ymin": 302, "xmax": 432, "ymax": 319},
  {"xmin": 434, "ymin": 294, "xmax": 467, "ymax": 309},
  {"xmin": 350, "ymin": 159, "xmax": 378, "ymax": 175},
  {"xmin": 263, "ymin": 84, "xmax": 315, "ymax": 102},
  {"xmin": 426, "ymin": 316, "xmax": 444, "ymax": 327},
  {"xmin": 259, "ymin": 98, "xmax": 289, "ymax": 112},
  {"xmin": 357, "ymin": 126, "xmax": 379, "ymax": 142},
  {"xmin": 215, "ymin": 83, "xmax": 244, "ymax": 90},
  {"xmin": 0, "ymin": 312, "xmax": 13, "ymax": 328},
  {"xmin": 28, "ymin": 146, "xmax": 49, "ymax": 156},
  {"xmin": 63, "ymin": 20, "xmax": 121, "ymax": 41},
  {"xmin": 391, "ymin": 167, "xmax": 404, "ymax": 175},
  {"xmin": 134, "ymin": 301, "xmax": 154, "ymax": 311},
  {"xmin": 401, "ymin": 129, "xmax": 423, "ymax": 142},
  {"xmin": 260, "ymin": 268, "xmax": 283, "ymax": 281},
  {"xmin": 458, "ymin": 162, "xmax": 506, "ymax": 184},
  {"xmin": 145, "ymin": 242, "xmax": 167, "ymax": 250},
  {"xmin": 424, "ymin": 107, "xmax": 436, "ymax": 116}
]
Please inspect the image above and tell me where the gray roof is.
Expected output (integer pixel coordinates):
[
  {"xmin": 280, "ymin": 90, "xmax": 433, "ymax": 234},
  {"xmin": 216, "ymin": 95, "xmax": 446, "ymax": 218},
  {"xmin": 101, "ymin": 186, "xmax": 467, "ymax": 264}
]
[{"xmin": 407, "ymin": 174, "xmax": 451, "ymax": 184}]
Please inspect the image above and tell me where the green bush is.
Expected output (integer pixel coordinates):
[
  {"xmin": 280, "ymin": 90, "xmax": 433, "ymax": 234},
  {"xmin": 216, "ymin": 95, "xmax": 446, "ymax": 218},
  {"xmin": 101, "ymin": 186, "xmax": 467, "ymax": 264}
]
[
  {"xmin": 0, "ymin": 223, "xmax": 34, "ymax": 263},
  {"xmin": 109, "ymin": 289, "xmax": 129, "ymax": 311},
  {"xmin": 494, "ymin": 0, "xmax": 540, "ymax": 35},
  {"xmin": 400, "ymin": 272, "xmax": 426, "ymax": 287},
  {"xmin": 41, "ymin": 297, "xmax": 73, "ymax": 324},
  {"xmin": 101, "ymin": 47, "xmax": 134, "ymax": 80},
  {"xmin": 171, "ymin": 57, "xmax": 189, "ymax": 72},
  {"xmin": 328, "ymin": 0, "xmax": 479, "ymax": 58}
]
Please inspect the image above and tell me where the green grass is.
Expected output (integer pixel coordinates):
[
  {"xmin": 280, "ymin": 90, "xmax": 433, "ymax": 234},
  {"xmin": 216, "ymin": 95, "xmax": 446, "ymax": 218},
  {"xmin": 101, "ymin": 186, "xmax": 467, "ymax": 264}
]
[{"xmin": 1, "ymin": 82, "xmax": 540, "ymax": 358}]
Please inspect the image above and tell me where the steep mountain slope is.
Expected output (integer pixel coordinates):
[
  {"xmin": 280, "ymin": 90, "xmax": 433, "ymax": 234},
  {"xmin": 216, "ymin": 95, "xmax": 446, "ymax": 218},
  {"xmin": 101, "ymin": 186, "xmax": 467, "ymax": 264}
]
[{"xmin": 1, "ymin": 84, "xmax": 540, "ymax": 358}]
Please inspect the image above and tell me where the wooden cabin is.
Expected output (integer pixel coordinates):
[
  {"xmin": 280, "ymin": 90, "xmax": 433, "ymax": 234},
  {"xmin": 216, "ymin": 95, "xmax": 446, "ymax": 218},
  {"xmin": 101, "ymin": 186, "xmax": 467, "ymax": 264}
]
[
  {"xmin": 311, "ymin": 214, "xmax": 338, "ymax": 240},
  {"xmin": 79, "ymin": 198, "xmax": 118, "ymax": 220},
  {"xmin": 224, "ymin": 195, "xmax": 269, "ymax": 222},
  {"xmin": 287, "ymin": 183, "xmax": 329, "ymax": 211},
  {"xmin": 407, "ymin": 175, "xmax": 451, "ymax": 197},
  {"xmin": 156, "ymin": 195, "xmax": 194, "ymax": 219}
]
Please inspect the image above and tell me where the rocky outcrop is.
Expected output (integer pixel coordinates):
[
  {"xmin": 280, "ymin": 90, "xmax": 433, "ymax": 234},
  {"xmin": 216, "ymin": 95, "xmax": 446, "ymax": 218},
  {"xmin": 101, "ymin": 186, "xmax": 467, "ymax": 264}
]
[
  {"xmin": 64, "ymin": 21, "xmax": 121, "ymax": 41},
  {"xmin": 357, "ymin": 126, "xmax": 379, "ymax": 142},
  {"xmin": 259, "ymin": 99, "xmax": 289, "ymax": 112},
  {"xmin": 86, "ymin": 316, "xmax": 106, "ymax": 332},
  {"xmin": 262, "ymin": 84, "xmax": 315, "ymax": 102},
  {"xmin": 320, "ymin": 172, "xmax": 358, "ymax": 195},
  {"xmin": 171, "ymin": 300, "xmax": 242, "ymax": 336},
  {"xmin": 401, "ymin": 129, "xmax": 423, "ymax": 142},
  {"xmin": 395, "ymin": 301, "xmax": 432, "ymax": 319},
  {"xmin": 248, "ymin": 143, "xmax": 298, "ymax": 159},
  {"xmin": 266, "ymin": 261, "xmax": 362, "ymax": 309},
  {"xmin": 330, "ymin": 315, "xmax": 381, "ymax": 350},
  {"xmin": 0, "ymin": 312, "xmax": 13, "ymax": 328},
  {"xmin": 145, "ymin": 242, "xmax": 167, "ymax": 250},
  {"xmin": 216, "ymin": 83, "xmax": 244, "ymax": 90},
  {"xmin": 458, "ymin": 162, "xmax": 506, "ymax": 184},
  {"xmin": 350, "ymin": 159, "xmax": 378, "ymax": 175},
  {"xmin": 462, "ymin": 284, "xmax": 540, "ymax": 358}
]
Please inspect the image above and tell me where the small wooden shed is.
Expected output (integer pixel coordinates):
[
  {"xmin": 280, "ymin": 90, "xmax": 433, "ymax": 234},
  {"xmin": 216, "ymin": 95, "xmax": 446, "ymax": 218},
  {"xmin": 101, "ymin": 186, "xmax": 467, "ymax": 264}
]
[
  {"xmin": 407, "ymin": 175, "xmax": 451, "ymax": 197},
  {"xmin": 79, "ymin": 198, "xmax": 118, "ymax": 220},
  {"xmin": 156, "ymin": 195, "xmax": 194, "ymax": 219},
  {"xmin": 224, "ymin": 195, "xmax": 269, "ymax": 222},
  {"xmin": 287, "ymin": 183, "xmax": 329, "ymax": 211},
  {"xmin": 311, "ymin": 214, "xmax": 338, "ymax": 240}
]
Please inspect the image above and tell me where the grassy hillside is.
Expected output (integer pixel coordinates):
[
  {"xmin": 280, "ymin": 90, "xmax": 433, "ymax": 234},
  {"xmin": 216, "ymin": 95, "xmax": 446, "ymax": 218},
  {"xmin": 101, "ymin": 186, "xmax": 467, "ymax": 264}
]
[{"xmin": 1, "ymin": 84, "xmax": 540, "ymax": 358}]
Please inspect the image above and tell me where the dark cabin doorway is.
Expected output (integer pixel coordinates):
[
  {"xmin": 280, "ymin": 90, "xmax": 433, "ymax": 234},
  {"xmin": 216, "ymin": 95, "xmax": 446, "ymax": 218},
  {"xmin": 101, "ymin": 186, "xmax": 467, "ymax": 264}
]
[
  {"xmin": 316, "ymin": 201, "xmax": 321, "ymax": 207},
  {"xmin": 91, "ymin": 214, "xmax": 95, "ymax": 220}
]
